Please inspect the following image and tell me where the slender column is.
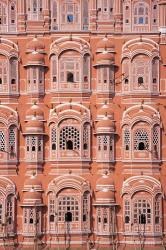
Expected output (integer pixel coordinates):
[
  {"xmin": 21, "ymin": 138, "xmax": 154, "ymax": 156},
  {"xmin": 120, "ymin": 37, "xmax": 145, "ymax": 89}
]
[
  {"xmin": 17, "ymin": 0, "xmax": 26, "ymax": 32},
  {"xmin": 114, "ymin": 0, "xmax": 123, "ymax": 32},
  {"xmin": 43, "ymin": 0, "xmax": 50, "ymax": 31}
]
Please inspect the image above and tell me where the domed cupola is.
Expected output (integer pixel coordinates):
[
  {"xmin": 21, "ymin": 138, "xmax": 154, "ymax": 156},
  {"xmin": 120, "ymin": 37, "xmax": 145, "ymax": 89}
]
[
  {"xmin": 94, "ymin": 36, "xmax": 115, "ymax": 94},
  {"xmin": 97, "ymin": 102, "xmax": 114, "ymax": 120},
  {"xmin": 24, "ymin": 37, "xmax": 46, "ymax": 95},
  {"xmin": 95, "ymin": 173, "xmax": 115, "ymax": 204},
  {"xmin": 26, "ymin": 102, "xmax": 44, "ymax": 121},
  {"xmin": 23, "ymin": 106, "xmax": 45, "ymax": 174},
  {"xmin": 26, "ymin": 37, "xmax": 45, "ymax": 53},
  {"xmin": 25, "ymin": 115, "xmax": 44, "ymax": 134},
  {"xmin": 94, "ymin": 172, "xmax": 117, "ymax": 237},
  {"xmin": 96, "ymin": 37, "xmax": 115, "ymax": 54},
  {"xmin": 96, "ymin": 106, "xmax": 115, "ymax": 163},
  {"xmin": 23, "ymin": 173, "xmax": 43, "ymax": 192},
  {"xmin": 22, "ymin": 182, "xmax": 44, "ymax": 236}
]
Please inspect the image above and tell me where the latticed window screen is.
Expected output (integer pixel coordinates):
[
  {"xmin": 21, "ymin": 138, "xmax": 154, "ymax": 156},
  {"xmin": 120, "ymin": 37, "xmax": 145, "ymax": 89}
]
[
  {"xmin": 83, "ymin": 125, "xmax": 89, "ymax": 150},
  {"xmin": 133, "ymin": 199, "xmax": 151, "ymax": 224},
  {"xmin": 132, "ymin": 57, "xmax": 149, "ymax": 89},
  {"xmin": 7, "ymin": 195, "xmax": 13, "ymax": 224},
  {"xmin": 124, "ymin": 129, "xmax": 130, "ymax": 150},
  {"xmin": 155, "ymin": 197, "xmax": 160, "ymax": 224},
  {"xmin": 0, "ymin": 2, "xmax": 7, "ymax": 25},
  {"xmin": 103, "ymin": 135, "xmax": 108, "ymax": 150},
  {"xmin": 0, "ymin": 200, "xmax": 3, "ymax": 224},
  {"xmin": 32, "ymin": 136, "xmax": 37, "ymax": 151},
  {"xmin": 9, "ymin": 127, "xmax": 15, "ymax": 151},
  {"xmin": 51, "ymin": 55, "xmax": 57, "ymax": 82},
  {"xmin": 98, "ymin": 136, "xmax": 102, "ymax": 150},
  {"xmin": 60, "ymin": 58, "xmax": 80, "ymax": 83},
  {"xmin": 153, "ymin": 127, "xmax": 159, "ymax": 147},
  {"xmin": 59, "ymin": 126, "xmax": 80, "ymax": 150},
  {"xmin": 134, "ymin": 3, "xmax": 149, "ymax": 25},
  {"xmin": 97, "ymin": 207, "xmax": 101, "ymax": 223},
  {"xmin": 83, "ymin": 193, "xmax": 88, "ymax": 221},
  {"xmin": 61, "ymin": 2, "xmax": 79, "ymax": 24},
  {"xmin": 58, "ymin": 196, "xmax": 79, "ymax": 222},
  {"xmin": 0, "ymin": 131, "xmax": 5, "ymax": 151},
  {"xmin": 51, "ymin": 126, "xmax": 57, "ymax": 150},
  {"xmin": 124, "ymin": 200, "xmax": 130, "ymax": 223},
  {"xmin": 134, "ymin": 129, "xmax": 149, "ymax": 150},
  {"xmin": 103, "ymin": 207, "xmax": 108, "ymax": 224},
  {"xmin": 49, "ymin": 195, "xmax": 55, "ymax": 222},
  {"xmin": 0, "ymin": 59, "xmax": 7, "ymax": 85}
]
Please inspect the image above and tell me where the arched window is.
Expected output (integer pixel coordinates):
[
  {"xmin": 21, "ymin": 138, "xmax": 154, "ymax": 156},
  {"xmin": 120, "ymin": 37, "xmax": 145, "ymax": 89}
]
[
  {"xmin": 0, "ymin": 2, "xmax": 7, "ymax": 32},
  {"xmin": 124, "ymin": 129, "xmax": 130, "ymax": 151},
  {"xmin": 51, "ymin": 126, "xmax": 57, "ymax": 151},
  {"xmin": 27, "ymin": 0, "xmax": 43, "ymax": 21},
  {"xmin": 67, "ymin": 72, "xmax": 74, "ymax": 82},
  {"xmin": 59, "ymin": 126, "xmax": 80, "ymax": 150},
  {"xmin": 58, "ymin": 196, "xmax": 79, "ymax": 222},
  {"xmin": 51, "ymin": 55, "xmax": 57, "ymax": 89},
  {"xmin": 134, "ymin": 129, "xmax": 149, "ymax": 151},
  {"xmin": 133, "ymin": 2, "xmax": 149, "ymax": 26},
  {"xmin": 124, "ymin": 200, "xmax": 130, "ymax": 224}
]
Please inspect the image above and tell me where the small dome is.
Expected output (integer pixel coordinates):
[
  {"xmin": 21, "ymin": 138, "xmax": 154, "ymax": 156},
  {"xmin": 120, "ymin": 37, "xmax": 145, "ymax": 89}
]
[
  {"xmin": 26, "ymin": 37, "xmax": 45, "ymax": 51},
  {"xmin": 25, "ymin": 116, "xmax": 43, "ymax": 134},
  {"xmin": 97, "ymin": 103, "xmax": 114, "ymax": 120},
  {"xmin": 27, "ymin": 52, "xmax": 45, "ymax": 65},
  {"xmin": 96, "ymin": 117, "xmax": 115, "ymax": 129},
  {"xmin": 23, "ymin": 189, "xmax": 42, "ymax": 201},
  {"xmin": 24, "ymin": 175, "xmax": 42, "ymax": 190},
  {"xmin": 96, "ymin": 52, "xmax": 114, "ymax": 62},
  {"xmin": 95, "ymin": 190, "xmax": 115, "ymax": 204},
  {"xmin": 96, "ymin": 37, "xmax": 115, "ymax": 53},
  {"xmin": 26, "ymin": 103, "xmax": 44, "ymax": 120},
  {"xmin": 97, "ymin": 174, "xmax": 114, "ymax": 188}
]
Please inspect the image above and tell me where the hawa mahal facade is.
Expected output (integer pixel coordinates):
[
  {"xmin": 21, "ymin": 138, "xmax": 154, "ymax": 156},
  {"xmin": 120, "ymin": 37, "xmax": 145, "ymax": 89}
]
[{"xmin": 0, "ymin": 0, "xmax": 166, "ymax": 249}]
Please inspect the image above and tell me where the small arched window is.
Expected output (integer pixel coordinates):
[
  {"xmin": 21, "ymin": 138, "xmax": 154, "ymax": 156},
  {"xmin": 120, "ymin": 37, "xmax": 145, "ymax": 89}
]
[
  {"xmin": 67, "ymin": 72, "xmax": 74, "ymax": 82},
  {"xmin": 66, "ymin": 140, "xmax": 73, "ymax": 150},
  {"xmin": 138, "ymin": 76, "xmax": 144, "ymax": 85}
]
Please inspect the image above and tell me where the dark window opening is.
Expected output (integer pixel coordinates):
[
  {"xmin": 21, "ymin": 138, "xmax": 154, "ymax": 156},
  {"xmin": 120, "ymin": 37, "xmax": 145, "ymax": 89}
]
[
  {"xmin": 125, "ymin": 145, "xmax": 129, "ymax": 151},
  {"xmin": 52, "ymin": 143, "xmax": 56, "ymax": 150},
  {"xmin": 29, "ymin": 218, "xmax": 34, "ymax": 224},
  {"xmin": 104, "ymin": 218, "xmax": 108, "ymax": 224},
  {"xmin": 98, "ymin": 146, "xmax": 101, "ymax": 151},
  {"xmin": 139, "ymin": 214, "xmax": 146, "ymax": 224},
  {"xmin": 155, "ymin": 216, "xmax": 159, "ymax": 224},
  {"xmin": 67, "ymin": 72, "xmax": 74, "ymax": 82},
  {"xmin": 84, "ymin": 76, "xmax": 88, "ymax": 82},
  {"xmin": 138, "ymin": 77, "xmax": 144, "ymax": 85},
  {"xmin": 27, "ymin": 146, "xmax": 29, "ymax": 152},
  {"xmin": 11, "ymin": 79, "xmax": 16, "ymax": 84},
  {"xmin": 50, "ymin": 215, "xmax": 54, "ymax": 222},
  {"xmin": 32, "ymin": 146, "xmax": 36, "ymax": 152},
  {"xmin": 98, "ymin": 217, "xmax": 101, "ymax": 223},
  {"xmin": 8, "ymin": 217, "xmax": 12, "ymax": 225},
  {"xmin": 110, "ymin": 145, "xmax": 112, "ymax": 151},
  {"xmin": 83, "ymin": 214, "xmax": 86, "ymax": 221},
  {"xmin": 125, "ymin": 19, "xmax": 129, "ymax": 23},
  {"xmin": 0, "ymin": 78, "xmax": 2, "ymax": 84},
  {"xmin": 138, "ymin": 142, "xmax": 145, "ymax": 151},
  {"xmin": 67, "ymin": 206, "xmax": 70, "ymax": 211},
  {"xmin": 153, "ymin": 5, "xmax": 157, "ymax": 9},
  {"xmin": 67, "ymin": 14, "xmax": 73, "ymax": 23},
  {"xmin": 65, "ymin": 212, "xmax": 72, "ymax": 222},
  {"xmin": 104, "ymin": 8, "xmax": 107, "ymax": 11},
  {"xmin": 11, "ymin": 20, "xmax": 15, "ymax": 24},
  {"xmin": 126, "ymin": 6, "xmax": 129, "ymax": 10},
  {"xmin": 66, "ymin": 140, "xmax": 73, "ymax": 150},
  {"xmin": 153, "ymin": 19, "xmax": 156, "ymax": 23},
  {"xmin": 125, "ymin": 78, "xmax": 129, "ymax": 84},
  {"xmin": 153, "ymin": 78, "xmax": 157, "ymax": 83},
  {"xmin": 125, "ymin": 216, "xmax": 130, "ymax": 224},
  {"xmin": 83, "ymin": 143, "xmax": 88, "ymax": 150},
  {"xmin": 38, "ymin": 146, "xmax": 41, "ymax": 152},
  {"xmin": 104, "ymin": 79, "xmax": 107, "ymax": 83},
  {"xmin": 138, "ymin": 17, "xmax": 144, "ymax": 24},
  {"xmin": 110, "ymin": 8, "xmax": 113, "ymax": 12},
  {"xmin": 11, "ymin": 5, "xmax": 15, "ymax": 10},
  {"xmin": 53, "ymin": 76, "xmax": 57, "ymax": 82},
  {"xmin": 0, "ymin": 18, "xmax": 1, "ymax": 24},
  {"xmin": 104, "ymin": 145, "xmax": 107, "ymax": 151}
]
